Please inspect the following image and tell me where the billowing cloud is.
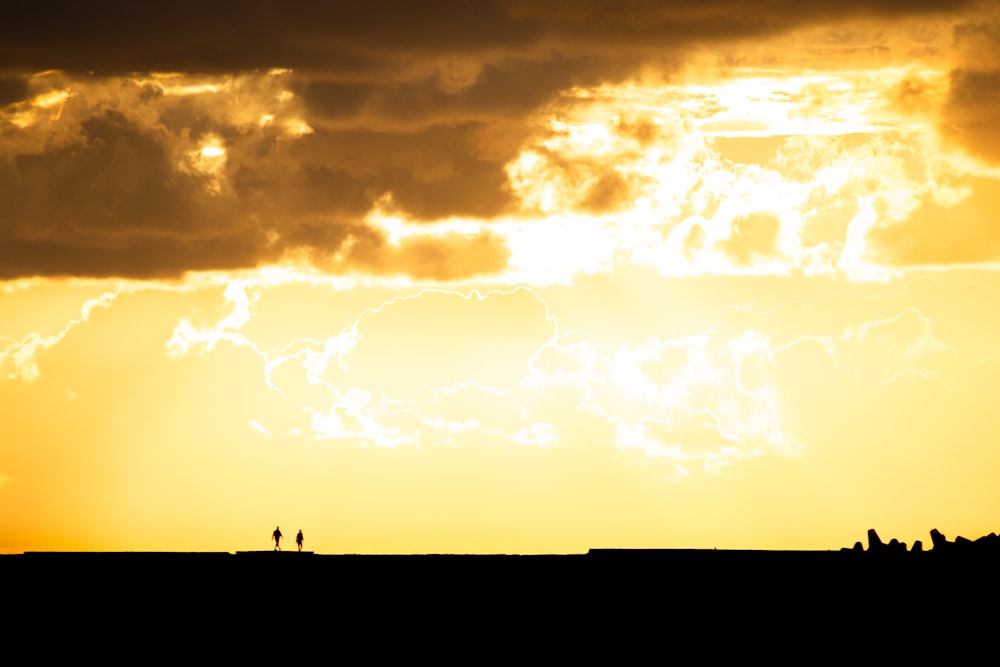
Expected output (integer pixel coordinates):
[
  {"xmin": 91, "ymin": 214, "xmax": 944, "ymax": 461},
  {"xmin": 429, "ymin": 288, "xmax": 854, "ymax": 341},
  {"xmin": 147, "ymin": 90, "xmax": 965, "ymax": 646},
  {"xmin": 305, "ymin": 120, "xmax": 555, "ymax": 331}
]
[
  {"xmin": 936, "ymin": 7, "xmax": 1000, "ymax": 164},
  {"xmin": 2, "ymin": 2, "xmax": 999, "ymax": 281},
  {"xmin": 0, "ymin": 71, "xmax": 516, "ymax": 280}
]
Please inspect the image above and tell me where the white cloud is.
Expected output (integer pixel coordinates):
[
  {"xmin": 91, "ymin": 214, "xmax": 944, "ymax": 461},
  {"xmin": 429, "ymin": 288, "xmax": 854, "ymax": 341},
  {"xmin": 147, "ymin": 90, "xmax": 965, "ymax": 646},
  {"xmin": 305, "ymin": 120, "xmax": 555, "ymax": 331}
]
[{"xmin": 0, "ymin": 290, "xmax": 118, "ymax": 383}]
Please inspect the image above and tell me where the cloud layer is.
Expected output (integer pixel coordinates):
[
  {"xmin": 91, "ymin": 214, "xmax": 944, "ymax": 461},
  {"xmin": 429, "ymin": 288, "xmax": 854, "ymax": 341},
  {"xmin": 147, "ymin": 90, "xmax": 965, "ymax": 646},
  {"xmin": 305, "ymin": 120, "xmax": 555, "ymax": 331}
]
[{"xmin": 2, "ymin": 2, "xmax": 999, "ymax": 280}]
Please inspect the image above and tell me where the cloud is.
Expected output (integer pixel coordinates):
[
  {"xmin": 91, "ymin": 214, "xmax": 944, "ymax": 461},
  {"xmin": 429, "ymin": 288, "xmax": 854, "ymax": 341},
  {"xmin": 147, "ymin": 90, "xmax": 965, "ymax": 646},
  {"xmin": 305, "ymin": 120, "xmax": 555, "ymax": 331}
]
[
  {"xmin": 0, "ymin": 3, "xmax": 994, "ymax": 283},
  {"xmin": 0, "ymin": 77, "xmax": 28, "ymax": 106},
  {"xmin": 866, "ymin": 176, "xmax": 1000, "ymax": 266},
  {"xmin": 0, "ymin": 291, "xmax": 118, "ymax": 382},
  {"xmin": 249, "ymin": 419, "xmax": 273, "ymax": 438},
  {"xmin": 615, "ymin": 411, "xmax": 762, "ymax": 478},
  {"xmin": 422, "ymin": 381, "xmax": 528, "ymax": 434},
  {"xmin": 0, "ymin": 2, "xmax": 974, "ymax": 76},
  {"xmin": 720, "ymin": 212, "xmax": 782, "ymax": 265},
  {"xmin": 160, "ymin": 276, "xmax": 806, "ymax": 471},
  {"xmin": 283, "ymin": 123, "xmax": 520, "ymax": 219},
  {"xmin": 930, "ymin": 6, "xmax": 1000, "ymax": 164},
  {"xmin": 526, "ymin": 325, "xmax": 802, "ymax": 467},
  {"xmin": 941, "ymin": 69, "xmax": 1000, "ymax": 164},
  {"xmin": 165, "ymin": 283, "xmax": 560, "ymax": 448},
  {"xmin": 346, "ymin": 230, "xmax": 511, "ymax": 281},
  {"xmin": 0, "ymin": 72, "xmax": 517, "ymax": 280},
  {"xmin": 0, "ymin": 79, "xmax": 284, "ymax": 278},
  {"xmin": 324, "ymin": 286, "xmax": 556, "ymax": 398},
  {"xmin": 300, "ymin": 56, "xmax": 602, "ymax": 130},
  {"xmin": 832, "ymin": 306, "xmax": 958, "ymax": 388}
]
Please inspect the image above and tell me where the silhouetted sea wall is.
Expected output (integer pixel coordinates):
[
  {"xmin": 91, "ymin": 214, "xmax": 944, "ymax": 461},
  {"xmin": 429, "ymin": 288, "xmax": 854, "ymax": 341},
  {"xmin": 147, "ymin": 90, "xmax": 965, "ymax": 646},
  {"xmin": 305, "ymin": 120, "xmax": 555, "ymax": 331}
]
[
  {"xmin": 7, "ymin": 530, "xmax": 998, "ymax": 604},
  {"xmin": 5, "ymin": 532, "xmax": 996, "ymax": 658}
]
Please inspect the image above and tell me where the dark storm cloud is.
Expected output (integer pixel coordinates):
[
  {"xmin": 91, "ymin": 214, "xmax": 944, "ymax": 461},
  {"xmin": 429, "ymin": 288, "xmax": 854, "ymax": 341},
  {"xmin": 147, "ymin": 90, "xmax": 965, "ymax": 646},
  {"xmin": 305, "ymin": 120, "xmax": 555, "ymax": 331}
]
[
  {"xmin": 0, "ymin": 1, "xmax": 973, "ymax": 76},
  {"xmin": 0, "ymin": 2, "xmax": 522, "ymax": 75},
  {"xmin": 933, "ymin": 7, "xmax": 1000, "ymax": 164},
  {"xmin": 301, "ymin": 82, "xmax": 376, "ymax": 121},
  {"xmin": 0, "ymin": 91, "xmax": 514, "ymax": 279},
  {"xmin": 300, "ymin": 55, "xmax": 600, "ymax": 127},
  {"xmin": 941, "ymin": 69, "xmax": 1000, "ymax": 164},
  {"xmin": 0, "ymin": 234, "xmax": 269, "ymax": 280},
  {"xmin": 0, "ymin": 108, "xmax": 278, "ymax": 278},
  {"xmin": 0, "ymin": 0, "xmax": 982, "ymax": 280},
  {"xmin": 1, "ymin": 111, "xmax": 202, "ymax": 234},
  {"xmin": 283, "ymin": 124, "xmax": 518, "ymax": 219},
  {"xmin": 0, "ymin": 77, "xmax": 28, "ymax": 107}
]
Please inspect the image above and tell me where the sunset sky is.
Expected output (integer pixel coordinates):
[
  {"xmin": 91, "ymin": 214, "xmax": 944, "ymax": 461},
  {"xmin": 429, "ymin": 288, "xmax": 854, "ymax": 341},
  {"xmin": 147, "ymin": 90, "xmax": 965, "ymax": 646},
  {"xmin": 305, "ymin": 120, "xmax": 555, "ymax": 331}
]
[{"xmin": 3, "ymin": 1, "xmax": 1000, "ymax": 554}]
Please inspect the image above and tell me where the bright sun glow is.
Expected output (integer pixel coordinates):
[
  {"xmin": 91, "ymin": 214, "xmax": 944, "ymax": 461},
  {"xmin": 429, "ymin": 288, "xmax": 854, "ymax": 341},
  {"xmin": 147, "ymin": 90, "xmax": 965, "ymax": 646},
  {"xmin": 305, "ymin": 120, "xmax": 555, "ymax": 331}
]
[
  {"xmin": 495, "ymin": 68, "xmax": 944, "ymax": 283},
  {"xmin": 200, "ymin": 145, "xmax": 225, "ymax": 158}
]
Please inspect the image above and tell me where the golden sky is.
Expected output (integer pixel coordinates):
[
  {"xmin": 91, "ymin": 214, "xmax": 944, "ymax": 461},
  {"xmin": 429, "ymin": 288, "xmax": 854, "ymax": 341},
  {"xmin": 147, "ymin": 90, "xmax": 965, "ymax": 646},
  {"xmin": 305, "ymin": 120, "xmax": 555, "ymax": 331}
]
[{"xmin": 3, "ymin": 1, "xmax": 1000, "ymax": 553}]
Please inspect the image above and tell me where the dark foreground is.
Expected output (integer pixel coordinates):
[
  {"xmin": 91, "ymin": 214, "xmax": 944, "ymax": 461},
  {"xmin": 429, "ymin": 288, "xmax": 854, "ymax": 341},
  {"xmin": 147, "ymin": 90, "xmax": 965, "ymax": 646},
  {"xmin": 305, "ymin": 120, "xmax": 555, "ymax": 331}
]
[{"xmin": 5, "ymin": 547, "xmax": 998, "ymax": 651}]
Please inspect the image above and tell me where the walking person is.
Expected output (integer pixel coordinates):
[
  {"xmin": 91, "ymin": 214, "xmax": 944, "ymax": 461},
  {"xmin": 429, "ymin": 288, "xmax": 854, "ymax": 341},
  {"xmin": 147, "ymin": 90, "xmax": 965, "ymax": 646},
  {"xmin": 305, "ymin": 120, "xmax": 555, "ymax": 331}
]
[
  {"xmin": 296, "ymin": 529, "xmax": 304, "ymax": 552},
  {"xmin": 272, "ymin": 526, "xmax": 283, "ymax": 551}
]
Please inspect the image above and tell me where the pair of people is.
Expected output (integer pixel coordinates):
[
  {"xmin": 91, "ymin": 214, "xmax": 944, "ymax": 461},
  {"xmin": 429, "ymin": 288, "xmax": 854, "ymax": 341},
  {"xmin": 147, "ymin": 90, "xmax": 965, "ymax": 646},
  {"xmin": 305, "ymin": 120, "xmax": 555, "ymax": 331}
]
[{"xmin": 272, "ymin": 526, "xmax": 304, "ymax": 552}]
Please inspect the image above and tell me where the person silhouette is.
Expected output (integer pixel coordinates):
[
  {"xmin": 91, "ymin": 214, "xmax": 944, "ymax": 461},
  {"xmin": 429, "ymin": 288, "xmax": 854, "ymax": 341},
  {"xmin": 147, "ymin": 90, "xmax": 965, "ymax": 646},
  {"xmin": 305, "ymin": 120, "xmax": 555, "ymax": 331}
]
[
  {"xmin": 296, "ymin": 529, "xmax": 304, "ymax": 552},
  {"xmin": 272, "ymin": 526, "xmax": 283, "ymax": 551}
]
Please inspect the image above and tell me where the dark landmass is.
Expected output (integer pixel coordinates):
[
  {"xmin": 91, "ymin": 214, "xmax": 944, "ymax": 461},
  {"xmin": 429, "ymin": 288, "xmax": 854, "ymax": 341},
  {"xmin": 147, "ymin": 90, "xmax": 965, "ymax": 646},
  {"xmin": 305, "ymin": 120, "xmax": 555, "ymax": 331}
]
[{"xmin": 5, "ymin": 527, "xmax": 996, "ymax": 654}]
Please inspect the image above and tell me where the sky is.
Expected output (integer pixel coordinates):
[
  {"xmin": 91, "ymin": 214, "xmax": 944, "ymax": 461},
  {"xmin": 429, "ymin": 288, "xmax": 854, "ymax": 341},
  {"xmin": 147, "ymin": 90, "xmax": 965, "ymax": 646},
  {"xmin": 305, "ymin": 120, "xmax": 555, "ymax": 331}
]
[{"xmin": 3, "ymin": 1, "xmax": 1000, "ymax": 554}]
